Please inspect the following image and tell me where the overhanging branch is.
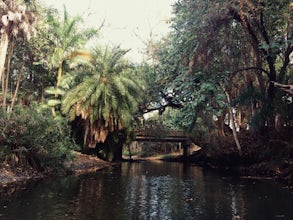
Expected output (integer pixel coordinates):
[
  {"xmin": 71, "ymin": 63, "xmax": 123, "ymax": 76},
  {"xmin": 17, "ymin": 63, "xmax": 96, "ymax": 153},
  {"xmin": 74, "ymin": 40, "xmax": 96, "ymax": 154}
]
[
  {"xmin": 271, "ymin": 81, "xmax": 293, "ymax": 95},
  {"xmin": 231, "ymin": 66, "xmax": 270, "ymax": 77}
]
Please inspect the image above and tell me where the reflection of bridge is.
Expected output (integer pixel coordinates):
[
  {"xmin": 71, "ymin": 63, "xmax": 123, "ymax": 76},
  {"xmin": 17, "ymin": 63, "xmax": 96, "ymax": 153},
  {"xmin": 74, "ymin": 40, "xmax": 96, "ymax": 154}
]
[{"xmin": 134, "ymin": 130, "xmax": 195, "ymax": 157}]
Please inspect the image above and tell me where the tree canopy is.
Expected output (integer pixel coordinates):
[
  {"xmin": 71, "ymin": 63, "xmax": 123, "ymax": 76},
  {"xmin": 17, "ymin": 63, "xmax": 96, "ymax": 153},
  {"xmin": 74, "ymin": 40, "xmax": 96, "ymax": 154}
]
[
  {"xmin": 0, "ymin": 0, "xmax": 292, "ymax": 164},
  {"xmin": 61, "ymin": 46, "xmax": 143, "ymax": 147}
]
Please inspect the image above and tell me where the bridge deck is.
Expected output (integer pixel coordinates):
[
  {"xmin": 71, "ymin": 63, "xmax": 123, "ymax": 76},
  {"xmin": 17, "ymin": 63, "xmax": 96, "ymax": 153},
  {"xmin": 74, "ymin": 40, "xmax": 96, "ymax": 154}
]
[
  {"xmin": 134, "ymin": 136, "xmax": 189, "ymax": 143},
  {"xmin": 135, "ymin": 130, "xmax": 186, "ymax": 137},
  {"xmin": 133, "ymin": 130, "xmax": 195, "ymax": 157},
  {"xmin": 134, "ymin": 130, "xmax": 190, "ymax": 143}
]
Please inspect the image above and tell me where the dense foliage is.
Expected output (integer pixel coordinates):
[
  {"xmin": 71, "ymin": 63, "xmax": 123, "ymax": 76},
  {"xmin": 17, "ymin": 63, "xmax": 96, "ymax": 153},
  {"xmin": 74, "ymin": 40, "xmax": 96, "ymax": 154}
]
[
  {"xmin": 0, "ymin": 0, "xmax": 145, "ymax": 163},
  {"xmin": 0, "ymin": 104, "xmax": 77, "ymax": 169},
  {"xmin": 0, "ymin": 0, "xmax": 292, "ymax": 169},
  {"xmin": 61, "ymin": 46, "xmax": 143, "ymax": 150},
  {"xmin": 144, "ymin": 0, "xmax": 292, "ymax": 156}
]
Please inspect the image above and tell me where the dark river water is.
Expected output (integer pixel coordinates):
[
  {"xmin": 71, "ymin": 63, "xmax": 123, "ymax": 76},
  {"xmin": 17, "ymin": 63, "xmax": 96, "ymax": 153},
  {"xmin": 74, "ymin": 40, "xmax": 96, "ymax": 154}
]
[{"xmin": 0, "ymin": 161, "xmax": 293, "ymax": 220}]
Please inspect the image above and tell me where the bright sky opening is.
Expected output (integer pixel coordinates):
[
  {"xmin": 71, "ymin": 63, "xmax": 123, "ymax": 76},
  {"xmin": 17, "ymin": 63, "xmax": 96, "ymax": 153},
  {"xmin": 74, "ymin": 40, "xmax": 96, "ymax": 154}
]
[{"xmin": 42, "ymin": 0, "xmax": 176, "ymax": 63}]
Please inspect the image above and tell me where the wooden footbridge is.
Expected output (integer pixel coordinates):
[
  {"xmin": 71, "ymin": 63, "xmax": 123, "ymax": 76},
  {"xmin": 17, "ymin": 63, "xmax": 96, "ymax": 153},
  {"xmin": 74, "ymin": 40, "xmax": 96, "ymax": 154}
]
[{"xmin": 134, "ymin": 130, "xmax": 197, "ymax": 157}]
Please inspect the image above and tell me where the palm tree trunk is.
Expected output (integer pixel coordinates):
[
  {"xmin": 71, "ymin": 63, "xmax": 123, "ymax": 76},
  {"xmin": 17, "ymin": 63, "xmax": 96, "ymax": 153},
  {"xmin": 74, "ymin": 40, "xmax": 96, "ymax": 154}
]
[
  {"xmin": 3, "ymin": 41, "xmax": 14, "ymax": 109},
  {"xmin": 83, "ymin": 120, "xmax": 90, "ymax": 147},
  {"xmin": 56, "ymin": 62, "xmax": 63, "ymax": 88},
  {"xmin": 0, "ymin": 32, "xmax": 9, "ymax": 91},
  {"xmin": 9, "ymin": 63, "xmax": 24, "ymax": 112}
]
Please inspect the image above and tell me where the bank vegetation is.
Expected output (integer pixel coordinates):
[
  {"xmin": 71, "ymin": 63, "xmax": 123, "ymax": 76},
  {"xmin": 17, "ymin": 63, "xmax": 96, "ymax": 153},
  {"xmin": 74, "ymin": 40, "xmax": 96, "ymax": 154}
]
[{"xmin": 0, "ymin": 0, "xmax": 292, "ymax": 188}]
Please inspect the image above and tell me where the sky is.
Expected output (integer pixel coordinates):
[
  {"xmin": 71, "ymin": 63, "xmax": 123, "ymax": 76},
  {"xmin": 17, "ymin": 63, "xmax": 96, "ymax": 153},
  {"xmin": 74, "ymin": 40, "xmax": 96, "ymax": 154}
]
[{"xmin": 42, "ymin": 0, "xmax": 176, "ymax": 62}]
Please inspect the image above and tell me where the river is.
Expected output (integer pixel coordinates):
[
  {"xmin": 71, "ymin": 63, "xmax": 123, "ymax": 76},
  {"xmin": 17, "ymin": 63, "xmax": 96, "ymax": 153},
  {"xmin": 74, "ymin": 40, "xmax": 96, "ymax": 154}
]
[{"xmin": 0, "ymin": 161, "xmax": 293, "ymax": 220}]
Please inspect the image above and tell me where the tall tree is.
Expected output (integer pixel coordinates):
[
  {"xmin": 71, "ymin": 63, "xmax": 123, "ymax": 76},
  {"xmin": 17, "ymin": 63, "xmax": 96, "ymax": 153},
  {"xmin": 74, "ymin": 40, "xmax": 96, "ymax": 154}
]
[
  {"xmin": 48, "ymin": 6, "xmax": 97, "ymax": 88},
  {"xmin": 62, "ymin": 46, "xmax": 143, "ymax": 161},
  {"xmin": 0, "ymin": 0, "xmax": 37, "ymax": 108},
  {"xmin": 146, "ymin": 0, "xmax": 292, "ymax": 153},
  {"xmin": 44, "ymin": 6, "xmax": 98, "ymax": 115}
]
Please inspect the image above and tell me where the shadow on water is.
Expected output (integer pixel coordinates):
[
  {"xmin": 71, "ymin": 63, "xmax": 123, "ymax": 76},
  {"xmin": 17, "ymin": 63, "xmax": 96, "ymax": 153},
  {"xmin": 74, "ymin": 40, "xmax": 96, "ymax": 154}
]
[{"xmin": 1, "ymin": 161, "xmax": 293, "ymax": 220}]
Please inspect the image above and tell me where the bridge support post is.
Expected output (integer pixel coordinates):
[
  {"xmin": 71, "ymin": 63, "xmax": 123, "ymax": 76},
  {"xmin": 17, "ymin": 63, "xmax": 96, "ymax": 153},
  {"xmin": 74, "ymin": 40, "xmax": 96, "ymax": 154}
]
[{"xmin": 182, "ymin": 140, "xmax": 191, "ymax": 159}]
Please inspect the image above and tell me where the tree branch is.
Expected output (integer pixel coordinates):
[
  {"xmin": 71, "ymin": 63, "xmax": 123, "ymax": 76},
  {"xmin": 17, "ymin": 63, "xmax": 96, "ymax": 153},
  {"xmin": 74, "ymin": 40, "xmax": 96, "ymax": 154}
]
[
  {"xmin": 229, "ymin": 7, "xmax": 262, "ymax": 55},
  {"xmin": 231, "ymin": 66, "xmax": 270, "ymax": 78},
  {"xmin": 271, "ymin": 81, "xmax": 293, "ymax": 95},
  {"xmin": 278, "ymin": 45, "xmax": 293, "ymax": 82}
]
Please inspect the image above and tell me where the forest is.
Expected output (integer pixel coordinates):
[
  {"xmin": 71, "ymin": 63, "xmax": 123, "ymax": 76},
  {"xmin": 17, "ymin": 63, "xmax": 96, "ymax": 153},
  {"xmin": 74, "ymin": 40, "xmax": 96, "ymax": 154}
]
[{"xmin": 0, "ymin": 0, "xmax": 292, "ymax": 188}]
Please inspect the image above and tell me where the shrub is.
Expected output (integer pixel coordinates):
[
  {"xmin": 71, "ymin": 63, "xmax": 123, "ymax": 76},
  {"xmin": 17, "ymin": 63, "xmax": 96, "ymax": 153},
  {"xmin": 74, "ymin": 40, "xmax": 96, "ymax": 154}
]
[{"xmin": 0, "ymin": 103, "xmax": 78, "ymax": 170}]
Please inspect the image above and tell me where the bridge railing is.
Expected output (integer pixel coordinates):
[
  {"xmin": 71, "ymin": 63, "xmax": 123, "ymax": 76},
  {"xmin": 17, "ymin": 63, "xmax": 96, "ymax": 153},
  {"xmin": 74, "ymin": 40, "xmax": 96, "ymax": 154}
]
[{"xmin": 134, "ymin": 130, "xmax": 186, "ymax": 138}]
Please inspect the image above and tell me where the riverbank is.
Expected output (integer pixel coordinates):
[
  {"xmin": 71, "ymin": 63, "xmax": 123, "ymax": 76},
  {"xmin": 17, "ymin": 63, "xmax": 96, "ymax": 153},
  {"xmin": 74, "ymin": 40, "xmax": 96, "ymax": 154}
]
[
  {"xmin": 149, "ymin": 147, "xmax": 293, "ymax": 190},
  {"xmin": 0, "ymin": 151, "xmax": 112, "ymax": 193},
  {"xmin": 1, "ymin": 143, "xmax": 293, "ymax": 193}
]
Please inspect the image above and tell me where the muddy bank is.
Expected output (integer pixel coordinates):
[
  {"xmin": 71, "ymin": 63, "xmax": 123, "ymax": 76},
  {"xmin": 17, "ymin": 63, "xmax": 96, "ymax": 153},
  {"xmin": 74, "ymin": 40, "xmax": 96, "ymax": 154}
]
[
  {"xmin": 170, "ymin": 148, "xmax": 293, "ymax": 190},
  {"xmin": 131, "ymin": 137, "xmax": 293, "ymax": 190},
  {"xmin": 1, "ymin": 144, "xmax": 293, "ymax": 194},
  {"xmin": 0, "ymin": 152, "xmax": 112, "ymax": 194}
]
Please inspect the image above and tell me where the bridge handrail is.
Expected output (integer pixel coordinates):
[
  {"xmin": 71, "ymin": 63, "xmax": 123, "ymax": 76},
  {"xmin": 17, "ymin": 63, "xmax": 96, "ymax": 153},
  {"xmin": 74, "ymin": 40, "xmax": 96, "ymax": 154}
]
[{"xmin": 134, "ymin": 130, "xmax": 187, "ymax": 137}]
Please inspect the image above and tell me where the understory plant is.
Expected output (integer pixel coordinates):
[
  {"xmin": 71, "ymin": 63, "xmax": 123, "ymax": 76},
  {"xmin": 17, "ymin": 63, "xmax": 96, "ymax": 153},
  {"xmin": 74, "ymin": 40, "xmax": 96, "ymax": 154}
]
[{"xmin": 0, "ymin": 103, "xmax": 78, "ymax": 170}]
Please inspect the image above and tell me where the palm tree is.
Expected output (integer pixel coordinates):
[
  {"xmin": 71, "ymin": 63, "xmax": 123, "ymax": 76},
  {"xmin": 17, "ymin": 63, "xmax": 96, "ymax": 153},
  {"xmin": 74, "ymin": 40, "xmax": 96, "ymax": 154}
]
[
  {"xmin": 48, "ymin": 6, "xmax": 97, "ymax": 88},
  {"xmin": 0, "ymin": 0, "xmax": 36, "ymax": 107},
  {"xmin": 62, "ymin": 46, "xmax": 143, "ymax": 161},
  {"xmin": 45, "ymin": 6, "xmax": 98, "ymax": 115}
]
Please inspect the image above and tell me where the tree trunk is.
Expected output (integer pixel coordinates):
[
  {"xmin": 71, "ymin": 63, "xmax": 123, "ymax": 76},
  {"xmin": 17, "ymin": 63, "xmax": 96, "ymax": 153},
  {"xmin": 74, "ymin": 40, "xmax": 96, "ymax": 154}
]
[
  {"xmin": 127, "ymin": 144, "xmax": 132, "ymax": 160},
  {"xmin": 102, "ymin": 131, "xmax": 126, "ymax": 162},
  {"xmin": 107, "ymin": 142, "xmax": 123, "ymax": 162},
  {"xmin": 220, "ymin": 83, "xmax": 242, "ymax": 155},
  {"xmin": 0, "ymin": 32, "xmax": 9, "ymax": 91},
  {"xmin": 3, "ymin": 41, "xmax": 14, "ymax": 109},
  {"xmin": 83, "ymin": 119, "xmax": 90, "ymax": 147},
  {"xmin": 228, "ymin": 108, "xmax": 241, "ymax": 154},
  {"xmin": 56, "ymin": 62, "xmax": 63, "ymax": 88},
  {"xmin": 9, "ymin": 62, "xmax": 24, "ymax": 112}
]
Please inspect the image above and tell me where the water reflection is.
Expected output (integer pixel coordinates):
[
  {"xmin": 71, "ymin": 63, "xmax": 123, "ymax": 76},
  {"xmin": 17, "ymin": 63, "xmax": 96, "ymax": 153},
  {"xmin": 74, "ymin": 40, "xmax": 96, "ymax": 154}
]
[{"xmin": 0, "ymin": 161, "xmax": 293, "ymax": 220}]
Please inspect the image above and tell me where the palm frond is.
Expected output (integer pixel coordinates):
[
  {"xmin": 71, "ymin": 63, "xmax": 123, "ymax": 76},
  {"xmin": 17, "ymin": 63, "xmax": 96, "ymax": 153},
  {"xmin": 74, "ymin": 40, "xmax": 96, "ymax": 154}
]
[
  {"xmin": 65, "ymin": 50, "xmax": 92, "ymax": 61},
  {"xmin": 61, "ymin": 45, "xmax": 143, "ymax": 146}
]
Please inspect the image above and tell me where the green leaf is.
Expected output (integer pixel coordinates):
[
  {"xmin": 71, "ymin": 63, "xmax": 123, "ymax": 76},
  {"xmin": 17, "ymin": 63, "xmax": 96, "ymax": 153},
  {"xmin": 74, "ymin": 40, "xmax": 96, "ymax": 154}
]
[
  {"xmin": 47, "ymin": 99, "xmax": 62, "ymax": 107},
  {"xmin": 45, "ymin": 87, "xmax": 65, "ymax": 96}
]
